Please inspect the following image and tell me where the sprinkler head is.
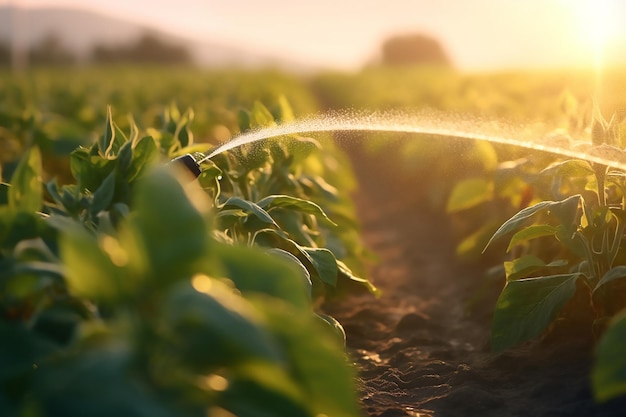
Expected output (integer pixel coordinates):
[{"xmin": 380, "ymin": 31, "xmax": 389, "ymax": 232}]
[{"xmin": 170, "ymin": 154, "xmax": 201, "ymax": 179}]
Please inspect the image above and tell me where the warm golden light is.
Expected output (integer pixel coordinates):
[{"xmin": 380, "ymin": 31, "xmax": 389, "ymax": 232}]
[
  {"xmin": 570, "ymin": 0, "xmax": 622, "ymax": 68},
  {"xmin": 99, "ymin": 235, "xmax": 128, "ymax": 267},
  {"xmin": 191, "ymin": 273, "xmax": 213, "ymax": 294}
]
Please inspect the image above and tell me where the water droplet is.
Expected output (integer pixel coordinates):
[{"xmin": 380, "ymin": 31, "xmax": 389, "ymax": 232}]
[{"xmin": 217, "ymin": 175, "xmax": 223, "ymax": 181}]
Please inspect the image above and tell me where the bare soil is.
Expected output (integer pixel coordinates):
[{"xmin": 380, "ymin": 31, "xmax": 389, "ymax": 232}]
[{"xmin": 325, "ymin": 144, "xmax": 626, "ymax": 417}]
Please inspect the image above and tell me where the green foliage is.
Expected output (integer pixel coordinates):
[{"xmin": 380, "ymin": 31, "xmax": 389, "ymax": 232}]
[
  {"xmin": 207, "ymin": 101, "xmax": 374, "ymax": 298},
  {"xmin": 0, "ymin": 99, "xmax": 365, "ymax": 416},
  {"xmin": 7, "ymin": 146, "xmax": 43, "ymax": 213},
  {"xmin": 481, "ymin": 108, "xmax": 626, "ymax": 359},
  {"xmin": 593, "ymin": 312, "xmax": 626, "ymax": 402},
  {"xmin": 490, "ymin": 273, "xmax": 581, "ymax": 352}
]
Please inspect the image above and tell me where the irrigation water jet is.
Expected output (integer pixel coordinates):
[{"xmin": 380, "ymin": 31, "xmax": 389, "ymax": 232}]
[{"xmin": 175, "ymin": 111, "xmax": 626, "ymax": 177}]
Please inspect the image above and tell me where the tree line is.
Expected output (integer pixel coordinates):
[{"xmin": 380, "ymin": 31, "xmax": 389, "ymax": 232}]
[
  {"xmin": 0, "ymin": 31, "xmax": 193, "ymax": 67},
  {"xmin": 0, "ymin": 31, "xmax": 453, "ymax": 69}
]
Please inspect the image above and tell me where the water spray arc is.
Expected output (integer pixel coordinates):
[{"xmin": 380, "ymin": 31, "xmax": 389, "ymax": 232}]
[{"xmin": 171, "ymin": 111, "xmax": 626, "ymax": 177}]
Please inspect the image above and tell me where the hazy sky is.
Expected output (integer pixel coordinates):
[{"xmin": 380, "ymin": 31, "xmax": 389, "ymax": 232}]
[{"xmin": 4, "ymin": 0, "xmax": 626, "ymax": 70}]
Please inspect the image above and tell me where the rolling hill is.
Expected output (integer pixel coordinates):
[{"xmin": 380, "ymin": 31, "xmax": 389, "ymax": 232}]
[{"xmin": 0, "ymin": 6, "xmax": 315, "ymax": 71}]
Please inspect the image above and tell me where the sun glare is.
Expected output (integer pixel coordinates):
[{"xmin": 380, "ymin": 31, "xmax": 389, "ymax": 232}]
[{"xmin": 570, "ymin": 0, "xmax": 622, "ymax": 68}]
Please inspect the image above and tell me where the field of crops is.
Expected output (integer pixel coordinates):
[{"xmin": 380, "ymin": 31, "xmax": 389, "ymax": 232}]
[{"xmin": 2, "ymin": 65, "xmax": 626, "ymax": 416}]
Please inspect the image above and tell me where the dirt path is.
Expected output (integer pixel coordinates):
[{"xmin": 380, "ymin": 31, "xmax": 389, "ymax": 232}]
[{"xmin": 325, "ymin": 144, "xmax": 626, "ymax": 417}]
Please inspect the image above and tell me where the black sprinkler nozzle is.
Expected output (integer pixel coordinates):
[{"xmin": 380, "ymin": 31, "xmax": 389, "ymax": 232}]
[{"xmin": 170, "ymin": 154, "xmax": 202, "ymax": 179}]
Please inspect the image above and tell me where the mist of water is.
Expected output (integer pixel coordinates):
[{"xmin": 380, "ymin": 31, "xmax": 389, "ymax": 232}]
[{"xmin": 197, "ymin": 110, "xmax": 626, "ymax": 170}]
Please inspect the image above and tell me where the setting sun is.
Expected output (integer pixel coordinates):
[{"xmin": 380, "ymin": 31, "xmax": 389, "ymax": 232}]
[{"xmin": 569, "ymin": 0, "xmax": 626, "ymax": 67}]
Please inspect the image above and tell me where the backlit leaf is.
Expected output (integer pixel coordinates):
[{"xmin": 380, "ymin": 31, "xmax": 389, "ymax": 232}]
[
  {"xmin": 258, "ymin": 195, "xmax": 336, "ymax": 226},
  {"xmin": 483, "ymin": 195, "xmax": 581, "ymax": 252},
  {"xmin": 8, "ymin": 146, "xmax": 42, "ymax": 212},
  {"xmin": 593, "ymin": 266, "xmax": 626, "ymax": 294},
  {"xmin": 504, "ymin": 255, "xmax": 546, "ymax": 280},
  {"xmin": 214, "ymin": 244, "xmax": 311, "ymax": 310},
  {"xmin": 491, "ymin": 273, "xmax": 581, "ymax": 352},
  {"xmin": 128, "ymin": 136, "xmax": 158, "ymax": 182},
  {"xmin": 302, "ymin": 248, "xmax": 338, "ymax": 287},
  {"xmin": 223, "ymin": 197, "xmax": 276, "ymax": 226},
  {"xmin": 261, "ymin": 306, "xmax": 360, "ymax": 417},
  {"xmin": 165, "ymin": 281, "xmax": 282, "ymax": 369},
  {"xmin": 129, "ymin": 166, "xmax": 210, "ymax": 283},
  {"xmin": 446, "ymin": 178, "xmax": 492, "ymax": 213},
  {"xmin": 506, "ymin": 224, "xmax": 558, "ymax": 252},
  {"xmin": 504, "ymin": 256, "xmax": 567, "ymax": 281},
  {"xmin": 249, "ymin": 101, "xmax": 276, "ymax": 128},
  {"xmin": 540, "ymin": 159, "xmax": 594, "ymax": 178},
  {"xmin": 99, "ymin": 106, "xmax": 115, "ymax": 158},
  {"xmin": 60, "ymin": 226, "xmax": 130, "ymax": 301}
]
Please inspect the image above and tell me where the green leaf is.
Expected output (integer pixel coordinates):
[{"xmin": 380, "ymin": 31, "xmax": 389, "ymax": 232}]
[
  {"xmin": 257, "ymin": 195, "xmax": 337, "ymax": 226},
  {"xmin": 467, "ymin": 140, "xmax": 498, "ymax": 172},
  {"xmin": 491, "ymin": 273, "xmax": 581, "ymax": 352},
  {"xmin": 252, "ymin": 230, "xmax": 340, "ymax": 289},
  {"xmin": 553, "ymin": 224, "xmax": 586, "ymax": 258},
  {"xmin": 99, "ymin": 106, "xmax": 115, "ymax": 158},
  {"xmin": 550, "ymin": 194, "xmax": 582, "ymax": 227},
  {"xmin": 70, "ymin": 147, "xmax": 115, "ymax": 192},
  {"xmin": 284, "ymin": 136, "xmax": 321, "ymax": 165},
  {"xmin": 128, "ymin": 136, "xmax": 158, "ymax": 182},
  {"xmin": 127, "ymin": 166, "xmax": 210, "ymax": 283},
  {"xmin": 446, "ymin": 178, "xmax": 492, "ymax": 213},
  {"xmin": 128, "ymin": 115, "xmax": 140, "ymax": 146},
  {"xmin": 165, "ymin": 281, "xmax": 282, "ymax": 370},
  {"xmin": 214, "ymin": 244, "xmax": 311, "ymax": 310},
  {"xmin": 34, "ymin": 344, "xmax": 177, "ymax": 417},
  {"xmin": 504, "ymin": 255, "xmax": 546, "ymax": 280},
  {"xmin": 260, "ymin": 305, "xmax": 360, "ymax": 417},
  {"xmin": 316, "ymin": 314, "xmax": 346, "ymax": 346},
  {"xmin": 540, "ymin": 159, "xmax": 594, "ymax": 178},
  {"xmin": 249, "ymin": 101, "xmax": 276, "ymax": 128},
  {"xmin": 302, "ymin": 248, "xmax": 338, "ymax": 286},
  {"xmin": 266, "ymin": 248, "xmax": 312, "ymax": 300},
  {"xmin": 594, "ymin": 266, "xmax": 626, "ymax": 294},
  {"xmin": 337, "ymin": 259, "xmax": 379, "ymax": 295},
  {"xmin": 116, "ymin": 140, "xmax": 133, "ymax": 177},
  {"xmin": 216, "ymin": 209, "xmax": 248, "ymax": 229},
  {"xmin": 593, "ymin": 312, "xmax": 626, "ymax": 402},
  {"xmin": 277, "ymin": 95, "xmax": 295, "ymax": 122},
  {"xmin": 90, "ymin": 171, "xmax": 116, "ymax": 217},
  {"xmin": 456, "ymin": 221, "xmax": 501, "ymax": 259},
  {"xmin": 8, "ymin": 146, "xmax": 42, "ymax": 212},
  {"xmin": 223, "ymin": 197, "xmax": 276, "ymax": 226},
  {"xmin": 219, "ymin": 367, "xmax": 311, "ymax": 417},
  {"xmin": 483, "ymin": 195, "xmax": 581, "ymax": 252},
  {"xmin": 506, "ymin": 224, "xmax": 558, "ymax": 252},
  {"xmin": 175, "ymin": 108, "xmax": 194, "ymax": 148},
  {"xmin": 60, "ymin": 226, "xmax": 132, "ymax": 301},
  {"xmin": 269, "ymin": 209, "xmax": 316, "ymax": 247},
  {"xmin": 504, "ymin": 255, "xmax": 566, "ymax": 281},
  {"xmin": 237, "ymin": 109, "xmax": 251, "ymax": 132}
]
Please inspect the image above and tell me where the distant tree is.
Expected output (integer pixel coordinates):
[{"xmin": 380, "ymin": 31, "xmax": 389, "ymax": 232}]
[
  {"xmin": 381, "ymin": 33, "xmax": 452, "ymax": 67},
  {"xmin": 29, "ymin": 33, "xmax": 76, "ymax": 66},
  {"xmin": 0, "ymin": 40, "xmax": 10, "ymax": 67},
  {"xmin": 91, "ymin": 32, "xmax": 193, "ymax": 66}
]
